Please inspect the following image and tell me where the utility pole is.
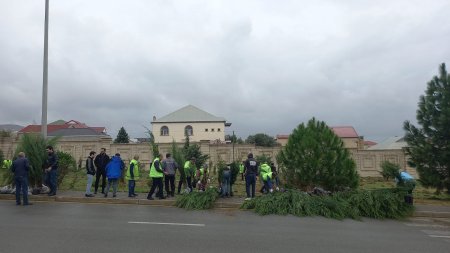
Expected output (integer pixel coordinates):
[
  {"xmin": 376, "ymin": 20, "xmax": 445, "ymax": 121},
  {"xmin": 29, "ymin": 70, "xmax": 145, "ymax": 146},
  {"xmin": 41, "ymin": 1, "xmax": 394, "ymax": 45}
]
[
  {"xmin": 232, "ymin": 130, "xmax": 235, "ymax": 162},
  {"xmin": 41, "ymin": 0, "xmax": 49, "ymax": 138}
]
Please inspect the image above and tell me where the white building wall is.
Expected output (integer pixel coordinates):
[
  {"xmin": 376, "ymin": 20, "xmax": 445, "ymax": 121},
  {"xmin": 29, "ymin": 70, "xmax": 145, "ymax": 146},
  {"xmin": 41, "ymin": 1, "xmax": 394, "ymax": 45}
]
[{"xmin": 152, "ymin": 122, "xmax": 226, "ymax": 143}]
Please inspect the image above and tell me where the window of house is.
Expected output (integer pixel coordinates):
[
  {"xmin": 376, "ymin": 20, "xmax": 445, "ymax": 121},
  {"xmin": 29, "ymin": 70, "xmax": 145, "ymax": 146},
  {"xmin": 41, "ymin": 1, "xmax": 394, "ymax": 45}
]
[
  {"xmin": 218, "ymin": 128, "xmax": 221, "ymax": 132},
  {"xmin": 211, "ymin": 128, "xmax": 215, "ymax": 132},
  {"xmin": 160, "ymin": 126, "xmax": 169, "ymax": 136},
  {"xmin": 205, "ymin": 128, "xmax": 208, "ymax": 132},
  {"xmin": 185, "ymin": 125, "xmax": 193, "ymax": 136}
]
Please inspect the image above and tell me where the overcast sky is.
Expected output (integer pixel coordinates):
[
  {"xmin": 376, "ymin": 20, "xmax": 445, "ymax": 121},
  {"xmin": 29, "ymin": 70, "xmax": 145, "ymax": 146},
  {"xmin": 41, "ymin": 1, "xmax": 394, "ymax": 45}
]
[{"xmin": 1, "ymin": 0, "xmax": 450, "ymax": 142}]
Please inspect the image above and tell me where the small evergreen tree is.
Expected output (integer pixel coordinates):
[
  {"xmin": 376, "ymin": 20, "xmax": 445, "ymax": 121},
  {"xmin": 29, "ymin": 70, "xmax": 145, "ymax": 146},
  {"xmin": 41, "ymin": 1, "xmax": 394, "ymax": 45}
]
[
  {"xmin": 56, "ymin": 151, "xmax": 76, "ymax": 187},
  {"xmin": 256, "ymin": 154, "xmax": 273, "ymax": 165},
  {"xmin": 184, "ymin": 144, "xmax": 209, "ymax": 169},
  {"xmin": 277, "ymin": 118, "xmax": 359, "ymax": 191},
  {"xmin": 14, "ymin": 134, "xmax": 58, "ymax": 187},
  {"xmin": 404, "ymin": 63, "xmax": 450, "ymax": 194},
  {"xmin": 171, "ymin": 140, "xmax": 185, "ymax": 184},
  {"xmin": 114, "ymin": 127, "xmax": 130, "ymax": 143},
  {"xmin": 380, "ymin": 161, "xmax": 401, "ymax": 181}
]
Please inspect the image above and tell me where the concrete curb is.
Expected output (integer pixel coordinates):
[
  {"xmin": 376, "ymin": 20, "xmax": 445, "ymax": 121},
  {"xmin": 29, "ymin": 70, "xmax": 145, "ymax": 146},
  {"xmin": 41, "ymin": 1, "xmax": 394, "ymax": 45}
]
[
  {"xmin": 0, "ymin": 194, "xmax": 244, "ymax": 209},
  {"xmin": 413, "ymin": 211, "xmax": 450, "ymax": 218}
]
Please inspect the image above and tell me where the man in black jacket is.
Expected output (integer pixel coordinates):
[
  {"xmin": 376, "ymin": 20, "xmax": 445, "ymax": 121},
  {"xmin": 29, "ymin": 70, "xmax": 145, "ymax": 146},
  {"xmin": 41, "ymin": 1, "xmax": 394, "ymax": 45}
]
[
  {"xmin": 12, "ymin": 152, "xmax": 31, "ymax": 205},
  {"xmin": 45, "ymin": 146, "xmax": 58, "ymax": 196},
  {"xmin": 94, "ymin": 148, "xmax": 110, "ymax": 194},
  {"xmin": 85, "ymin": 151, "xmax": 96, "ymax": 197},
  {"xmin": 244, "ymin": 153, "xmax": 258, "ymax": 200}
]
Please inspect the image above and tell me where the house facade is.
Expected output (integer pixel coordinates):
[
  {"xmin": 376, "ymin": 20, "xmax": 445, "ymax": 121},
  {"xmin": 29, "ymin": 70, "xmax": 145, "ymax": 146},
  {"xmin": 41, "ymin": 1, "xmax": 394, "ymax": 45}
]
[
  {"xmin": 151, "ymin": 105, "xmax": 232, "ymax": 143},
  {"xmin": 276, "ymin": 126, "xmax": 364, "ymax": 150}
]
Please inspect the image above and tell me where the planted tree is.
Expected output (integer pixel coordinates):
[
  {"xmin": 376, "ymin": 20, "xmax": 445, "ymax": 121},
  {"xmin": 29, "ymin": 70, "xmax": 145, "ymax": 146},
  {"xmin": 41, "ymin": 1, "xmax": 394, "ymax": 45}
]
[
  {"xmin": 114, "ymin": 127, "xmax": 130, "ymax": 143},
  {"xmin": 14, "ymin": 134, "xmax": 58, "ymax": 187},
  {"xmin": 256, "ymin": 154, "xmax": 273, "ymax": 165},
  {"xmin": 277, "ymin": 118, "xmax": 359, "ymax": 191},
  {"xmin": 56, "ymin": 151, "xmax": 76, "ymax": 187},
  {"xmin": 183, "ymin": 142, "xmax": 209, "ymax": 169},
  {"xmin": 404, "ymin": 63, "xmax": 450, "ymax": 194},
  {"xmin": 380, "ymin": 161, "xmax": 401, "ymax": 181}
]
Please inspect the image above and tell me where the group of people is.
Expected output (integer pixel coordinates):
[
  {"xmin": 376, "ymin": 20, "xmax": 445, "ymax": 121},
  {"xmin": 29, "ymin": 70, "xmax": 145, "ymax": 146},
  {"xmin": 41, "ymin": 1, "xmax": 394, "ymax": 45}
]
[
  {"xmin": 146, "ymin": 154, "xmax": 209, "ymax": 200},
  {"xmin": 83, "ymin": 149, "xmax": 209, "ymax": 200},
  {"xmin": 239, "ymin": 153, "xmax": 280, "ymax": 201},
  {"xmin": 10, "ymin": 145, "xmax": 58, "ymax": 206},
  {"xmin": 10, "ymin": 147, "xmax": 281, "ymax": 206}
]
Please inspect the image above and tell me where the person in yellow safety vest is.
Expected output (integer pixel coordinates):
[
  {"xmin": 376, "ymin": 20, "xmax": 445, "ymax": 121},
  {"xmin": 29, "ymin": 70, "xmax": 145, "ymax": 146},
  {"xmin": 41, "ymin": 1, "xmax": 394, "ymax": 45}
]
[
  {"xmin": 239, "ymin": 161, "xmax": 245, "ymax": 181},
  {"xmin": 126, "ymin": 155, "xmax": 140, "ymax": 198},
  {"xmin": 146, "ymin": 154, "xmax": 165, "ymax": 200},
  {"xmin": 2, "ymin": 159, "xmax": 12, "ymax": 170},
  {"xmin": 259, "ymin": 162, "xmax": 273, "ymax": 194},
  {"xmin": 196, "ymin": 163, "xmax": 208, "ymax": 191},
  {"xmin": 183, "ymin": 157, "xmax": 196, "ymax": 192}
]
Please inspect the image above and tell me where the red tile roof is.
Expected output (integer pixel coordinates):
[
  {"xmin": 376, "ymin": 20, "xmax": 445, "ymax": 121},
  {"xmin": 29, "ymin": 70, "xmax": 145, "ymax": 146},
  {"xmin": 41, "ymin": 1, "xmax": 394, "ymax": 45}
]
[
  {"xmin": 277, "ymin": 126, "xmax": 359, "ymax": 139},
  {"xmin": 19, "ymin": 120, "xmax": 106, "ymax": 134},
  {"xmin": 19, "ymin": 125, "xmax": 68, "ymax": 133},
  {"xmin": 330, "ymin": 126, "xmax": 359, "ymax": 138},
  {"xmin": 364, "ymin": 140, "xmax": 377, "ymax": 146}
]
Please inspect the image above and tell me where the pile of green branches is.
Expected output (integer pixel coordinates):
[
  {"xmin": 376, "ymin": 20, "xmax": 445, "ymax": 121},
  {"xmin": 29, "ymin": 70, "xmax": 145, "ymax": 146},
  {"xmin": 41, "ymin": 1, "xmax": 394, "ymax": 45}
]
[
  {"xmin": 241, "ymin": 189, "xmax": 414, "ymax": 220},
  {"xmin": 175, "ymin": 187, "xmax": 219, "ymax": 210}
]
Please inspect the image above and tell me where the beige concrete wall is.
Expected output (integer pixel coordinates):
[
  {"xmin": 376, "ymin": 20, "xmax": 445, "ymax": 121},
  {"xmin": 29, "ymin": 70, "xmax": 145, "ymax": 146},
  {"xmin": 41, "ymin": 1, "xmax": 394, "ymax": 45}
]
[
  {"xmin": 0, "ymin": 136, "xmax": 413, "ymax": 178},
  {"xmin": 152, "ymin": 122, "xmax": 226, "ymax": 143}
]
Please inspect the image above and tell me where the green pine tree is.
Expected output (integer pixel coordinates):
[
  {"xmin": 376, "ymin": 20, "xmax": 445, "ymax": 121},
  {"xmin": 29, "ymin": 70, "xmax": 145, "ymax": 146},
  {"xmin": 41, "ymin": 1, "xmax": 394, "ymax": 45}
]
[
  {"xmin": 114, "ymin": 127, "xmax": 130, "ymax": 143},
  {"xmin": 277, "ymin": 118, "xmax": 359, "ymax": 191},
  {"xmin": 404, "ymin": 63, "xmax": 450, "ymax": 194}
]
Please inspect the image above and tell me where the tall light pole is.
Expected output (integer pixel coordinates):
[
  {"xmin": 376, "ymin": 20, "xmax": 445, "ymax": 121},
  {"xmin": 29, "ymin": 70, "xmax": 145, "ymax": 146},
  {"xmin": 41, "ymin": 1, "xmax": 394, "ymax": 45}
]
[{"xmin": 41, "ymin": 0, "xmax": 49, "ymax": 138}]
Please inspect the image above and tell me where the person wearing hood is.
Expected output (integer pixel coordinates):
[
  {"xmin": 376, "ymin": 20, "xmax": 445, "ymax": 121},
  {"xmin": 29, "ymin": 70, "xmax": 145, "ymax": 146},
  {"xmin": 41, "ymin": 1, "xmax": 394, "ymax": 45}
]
[
  {"xmin": 196, "ymin": 163, "xmax": 208, "ymax": 191},
  {"xmin": 104, "ymin": 153, "xmax": 124, "ymax": 198},
  {"xmin": 183, "ymin": 157, "xmax": 196, "ymax": 193},
  {"xmin": 260, "ymin": 162, "xmax": 273, "ymax": 194}
]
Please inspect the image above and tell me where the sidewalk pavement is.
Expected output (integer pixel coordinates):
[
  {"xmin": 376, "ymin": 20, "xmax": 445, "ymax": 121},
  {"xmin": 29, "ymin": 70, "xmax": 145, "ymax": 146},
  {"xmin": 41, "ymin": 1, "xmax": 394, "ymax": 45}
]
[
  {"xmin": 1, "ymin": 191, "xmax": 449, "ymax": 218},
  {"xmin": 0, "ymin": 190, "xmax": 244, "ymax": 209}
]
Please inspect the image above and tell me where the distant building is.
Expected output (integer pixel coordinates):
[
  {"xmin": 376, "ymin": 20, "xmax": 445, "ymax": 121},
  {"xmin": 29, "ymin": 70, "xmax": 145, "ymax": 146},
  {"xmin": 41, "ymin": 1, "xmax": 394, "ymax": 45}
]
[
  {"xmin": 276, "ymin": 126, "xmax": 365, "ymax": 150},
  {"xmin": 0, "ymin": 124, "xmax": 24, "ymax": 133},
  {"xmin": 368, "ymin": 136, "xmax": 406, "ymax": 150},
  {"xmin": 363, "ymin": 140, "xmax": 378, "ymax": 149},
  {"xmin": 151, "ymin": 105, "xmax": 232, "ymax": 143},
  {"xmin": 19, "ymin": 120, "xmax": 108, "ymax": 138}
]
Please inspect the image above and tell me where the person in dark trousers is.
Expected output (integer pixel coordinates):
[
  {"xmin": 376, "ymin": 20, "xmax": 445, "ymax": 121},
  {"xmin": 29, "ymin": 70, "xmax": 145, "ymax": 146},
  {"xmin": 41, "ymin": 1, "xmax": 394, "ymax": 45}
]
[
  {"xmin": 85, "ymin": 151, "xmax": 96, "ymax": 197},
  {"xmin": 270, "ymin": 162, "xmax": 280, "ymax": 191},
  {"xmin": 94, "ymin": 148, "xmax": 110, "ymax": 194},
  {"xmin": 126, "ymin": 155, "xmax": 140, "ymax": 198},
  {"xmin": 244, "ymin": 153, "xmax": 258, "ymax": 200},
  {"xmin": 104, "ymin": 153, "xmax": 124, "ymax": 198},
  {"xmin": 183, "ymin": 157, "xmax": 196, "ymax": 193},
  {"xmin": 45, "ymin": 146, "xmax": 58, "ymax": 196},
  {"xmin": 221, "ymin": 164, "xmax": 231, "ymax": 198},
  {"xmin": 162, "ymin": 153, "xmax": 178, "ymax": 198},
  {"xmin": 11, "ymin": 152, "xmax": 31, "ymax": 205},
  {"xmin": 147, "ymin": 154, "xmax": 165, "ymax": 200}
]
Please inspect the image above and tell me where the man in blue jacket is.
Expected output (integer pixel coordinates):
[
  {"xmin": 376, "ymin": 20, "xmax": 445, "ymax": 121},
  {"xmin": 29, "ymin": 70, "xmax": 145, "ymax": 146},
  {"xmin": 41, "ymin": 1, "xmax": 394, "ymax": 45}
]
[
  {"xmin": 104, "ymin": 153, "xmax": 124, "ymax": 198},
  {"xmin": 11, "ymin": 152, "xmax": 31, "ymax": 205}
]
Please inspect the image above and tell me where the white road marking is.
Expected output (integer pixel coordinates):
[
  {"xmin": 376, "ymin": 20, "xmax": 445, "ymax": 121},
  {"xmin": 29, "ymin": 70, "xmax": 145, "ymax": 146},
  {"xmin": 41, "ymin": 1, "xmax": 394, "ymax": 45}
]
[
  {"xmin": 128, "ymin": 221, "xmax": 205, "ymax": 227},
  {"xmin": 428, "ymin": 235, "xmax": 450, "ymax": 239},
  {"xmin": 404, "ymin": 223, "xmax": 448, "ymax": 229}
]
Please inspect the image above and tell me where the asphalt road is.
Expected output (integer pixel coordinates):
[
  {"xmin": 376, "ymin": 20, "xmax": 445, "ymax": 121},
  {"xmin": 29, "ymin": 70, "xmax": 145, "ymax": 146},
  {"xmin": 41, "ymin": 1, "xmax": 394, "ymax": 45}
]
[{"xmin": 0, "ymin": 201, "xmax": 448, "ymax": 253}]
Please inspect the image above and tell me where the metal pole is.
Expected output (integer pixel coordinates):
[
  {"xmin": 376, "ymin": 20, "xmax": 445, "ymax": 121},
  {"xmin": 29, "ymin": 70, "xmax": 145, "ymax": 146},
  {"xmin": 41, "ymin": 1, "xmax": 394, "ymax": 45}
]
[
  {"xmin": 232, "ymin": 131, "xmax": 235, "ymax": 162},
  {"xmin": 41, "ymin": 0, "xmax": 49, "ymax": 138}
]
